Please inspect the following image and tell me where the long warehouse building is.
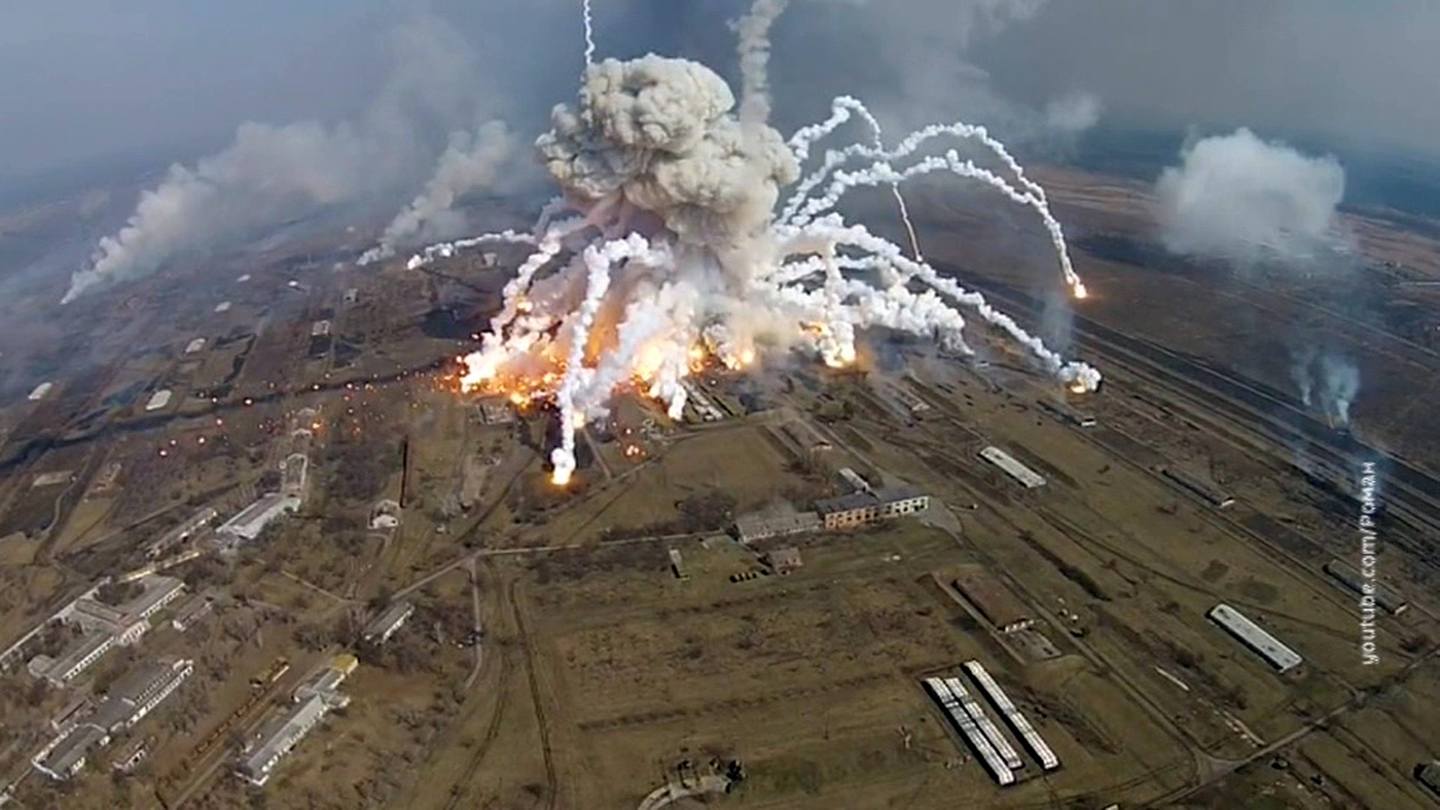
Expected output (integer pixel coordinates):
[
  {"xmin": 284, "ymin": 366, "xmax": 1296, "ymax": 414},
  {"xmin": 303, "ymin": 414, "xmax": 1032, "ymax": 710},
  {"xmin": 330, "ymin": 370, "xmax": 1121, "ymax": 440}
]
[
  {"xmin": 979, "ymin": 446, "xmax": 1046, "ymax": 489},
  {"xmin": 945, "ymin": 676, "xmax": 1023, "ymax": 770},
  {"xmin": 1207, "ymin": 604, "xmax": 1303, "ymax": 673},
  {"xmin": 924, "ymin": 677, "xmax": 1015, "ymax": 786},
  {"xmin": 964, "ymin": 661, "xmax": 1060, "ymax": 771}
]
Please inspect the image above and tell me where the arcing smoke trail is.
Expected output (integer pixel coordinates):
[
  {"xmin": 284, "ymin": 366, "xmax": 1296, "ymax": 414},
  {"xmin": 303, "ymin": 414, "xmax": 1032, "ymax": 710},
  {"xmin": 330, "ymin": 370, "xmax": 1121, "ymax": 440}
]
[{"xmin": 410, "ymin": 0, "xmax": 1097, "ymax": 486}]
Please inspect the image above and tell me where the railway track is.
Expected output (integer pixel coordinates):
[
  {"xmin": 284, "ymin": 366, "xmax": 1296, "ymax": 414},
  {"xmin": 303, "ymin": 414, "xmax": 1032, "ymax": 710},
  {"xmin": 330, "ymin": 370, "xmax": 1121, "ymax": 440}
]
[{"xmin": 935, "ymin": 262, "xmax": 1440, "ymax": 557}]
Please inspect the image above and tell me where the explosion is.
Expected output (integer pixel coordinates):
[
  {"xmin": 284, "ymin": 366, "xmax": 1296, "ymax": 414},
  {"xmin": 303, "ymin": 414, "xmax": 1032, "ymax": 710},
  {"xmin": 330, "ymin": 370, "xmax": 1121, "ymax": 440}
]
[{"xmin": 398, "ymin": 0, "xmax": 1098, "ymax": 485}]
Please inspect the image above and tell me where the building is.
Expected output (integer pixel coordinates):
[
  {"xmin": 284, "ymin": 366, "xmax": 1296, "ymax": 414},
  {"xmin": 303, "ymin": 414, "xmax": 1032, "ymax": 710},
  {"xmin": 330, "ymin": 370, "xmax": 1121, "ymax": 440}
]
[
  {"xmin": 979, "ymin": 446, "xmax": 1046, "ymax": 490},
  {"xmin": 1323, "ymin": 560, "xmax": 1408, "ymax": 614},
  {"xmin": 837, "ymin": 467, "xmax": 872, "ymax": 493},
  {"xmin": 184, "ymin": 337, "xmax": 207, "ymax": 354},
  {"xmin": 1207, "ymin": 603, "xmax": 1302, "ymax": 673},
  {"xmin": 476, "ymin": 397, "xmax": 516, "ymax": 425},
  {"xmin": 964, "ymin": 660, "xmax": 1060, "ymax": 771},
  {"xmin": 125, "ymin": 576, "xmax": 186, "ymax": 621},
  {"xmin": 237, "ymin": 694, "xmax": 329, "ymax": 787},
  {"xmin": 668, "ymin": 548, "xmax": 688, "ymax": 580},
  {"xmin": 214, "ymin": 301, "xmax": 231, "ymax": 313},
  {"xmin": 815, "ymin": 486, "xmax": 929, "ymax": 530},
  {"xmin": 363, "ymin": 601, "xmax": 414, "ymax": 645},
  {"xmin": 370, "ymin": 499, "xmax": 401, "ymax": 530},
  {"xmin": 1160, "ymin": 467, "xmax": 1235, "ymax": 509},
  {"xmin": 1417, "ymin": 761, "xmax": 1440, "ymax": 797},
  {"xmin": 28, "ymin": 382, "xmax": 53, "ymax": 401},
  {"xmin": 61, "ymin": 575, "xmax": 184, "ymax": 648},
  {"xmin": 112, "ymin": 737, "xmax": 151, "ymax": 773},
  {"xmin": 144, "ymin": 507, "xmax": 218, "ymax": 559},
  {"xmin": 765, "ymin": 547, "xmax": 803, "ymax": 574},
  {"xmin": 33, "ymin": 630, "xmax": 115, "ymax": 686},
  {"xmin": 281, "ymin": 454, "xmax": 308, "ymax": 498},
  {"xmin": 733, "ymin": 510, "xmax": 822, "ymax": 543},
  {"xmin": 91, "ymin": 658, "xmax": 193, "ymax": 732},
  {"xmin": 217, "ymin": 493, "xmax": 301, "ymax": 545},
  {"xmin": 144, "ymin": 389, "xmax": 173, "ymax": 412},
  {"xmin": 680, "ymin": 379, "xmax": 724, "ymax": 422},
  {"xmin": 945, "ymin": 676, "xmax": 1023, "ymax": 770},
  {"xmin": 293, "ymin": 661, "xmax": 353, "ymax": 709},
  {"xmin": 49, "ymin": 695, "xmax": 93, "ymax": 734},
  {"xmin": 923, "ymin": 677, "xmax": 1015, "ymax": 786},
  {"xmin": 953, "ymin": 572, "xmax": 1034, "ymax": 633},
  {"xmin": 32, "ymin": 724, "xmax": 110, "ymax": 781},
  {"xmin": 171, "ymin": 593, "xmax": 215, "ymax": 631}
]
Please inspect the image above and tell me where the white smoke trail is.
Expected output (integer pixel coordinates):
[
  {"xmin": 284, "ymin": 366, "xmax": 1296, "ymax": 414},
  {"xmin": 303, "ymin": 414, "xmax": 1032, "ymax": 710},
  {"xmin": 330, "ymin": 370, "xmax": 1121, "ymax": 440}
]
[
  {"xmin": 798, "ymin": 219, "xmax": 1100, "ymax": 390},
  {"xmin": 404, "ymin": 229, "xmax": 535, "ymax": 271},
  {"xmin": 784, "ymin": 104, "xmax": 1085, "ymax": 294},
  {"xmin": 583, "ymin": 0, "xmax": 597, "ymax": 65},
  {"xmin": 551, "ymin": 233, "xmax": 665, "ymax": 484},
  {"xmin": 784, "ymin": 96, "xmax": 922, "ymax": 259},
  {"xmin": 791, "ymin": 148, "xmax": 1085, "ymax": 295},
  {"xmin": 735, "ymin": 0, "xmax": 790, "ymax": 124}
]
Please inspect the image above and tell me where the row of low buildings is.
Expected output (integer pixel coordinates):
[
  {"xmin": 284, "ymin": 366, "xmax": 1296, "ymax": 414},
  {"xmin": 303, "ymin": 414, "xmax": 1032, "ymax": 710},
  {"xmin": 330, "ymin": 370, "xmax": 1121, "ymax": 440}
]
[
  {"xmin": 32, "ymin": 657, "xmax": 193, "ymax": 780},
  {"xmin": 734, "ymin": 469, "xmax": 931, "ymax": 543},
  {"xmin": 26, "ymin": 575, "xmax": 187, "ymax": 687},
  {"xmin": 236, "ymin": 655, "xmax": 356, "ymax": 787}
]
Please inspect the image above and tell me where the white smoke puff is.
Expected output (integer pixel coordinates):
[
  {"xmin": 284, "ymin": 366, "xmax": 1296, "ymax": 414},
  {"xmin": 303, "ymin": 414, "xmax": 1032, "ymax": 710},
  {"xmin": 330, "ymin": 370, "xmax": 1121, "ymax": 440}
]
[
  {"xmin": 1156, "ymin": 128, "xmax": 1346, "ymax": 263},
  {"xmin": 1044, "ymin": 91, "xmax": 1102, "ymax": 133},
  {"xmin": 361, "ymin": 120, "xmax": 517, "ymax": 266},
  {"xmin": 537, "ymin": 55, "xmax": 799, "ymax": 261}
]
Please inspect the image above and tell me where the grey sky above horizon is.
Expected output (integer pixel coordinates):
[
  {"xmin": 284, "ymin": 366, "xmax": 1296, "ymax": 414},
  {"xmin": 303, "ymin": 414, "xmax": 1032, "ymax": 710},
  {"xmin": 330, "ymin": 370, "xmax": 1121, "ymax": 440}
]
[{"xmin": 2, "ymin": 0, "xmax": 1437, "ymax": 178}]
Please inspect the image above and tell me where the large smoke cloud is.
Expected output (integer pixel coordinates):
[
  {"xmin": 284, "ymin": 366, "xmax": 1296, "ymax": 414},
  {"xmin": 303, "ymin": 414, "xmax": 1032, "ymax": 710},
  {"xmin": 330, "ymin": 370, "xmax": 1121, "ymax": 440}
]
[
  {"xmin": 537, "ymin": 55, "xmax": 799, "ymax": 260},
  {"xmin": 64, "ymin": 15, "xmax": 497, "ymax": 302},
  {"xmin": 1155, "ymin": 128, "xmax": 1347, "ymax": 264}
]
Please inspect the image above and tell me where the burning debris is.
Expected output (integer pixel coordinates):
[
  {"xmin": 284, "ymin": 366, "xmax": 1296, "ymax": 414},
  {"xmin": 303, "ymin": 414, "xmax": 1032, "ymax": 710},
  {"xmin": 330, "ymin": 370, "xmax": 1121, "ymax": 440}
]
[{"xmin": 396, "ymin": 0, "xmax": 1099, "ymax": 485}]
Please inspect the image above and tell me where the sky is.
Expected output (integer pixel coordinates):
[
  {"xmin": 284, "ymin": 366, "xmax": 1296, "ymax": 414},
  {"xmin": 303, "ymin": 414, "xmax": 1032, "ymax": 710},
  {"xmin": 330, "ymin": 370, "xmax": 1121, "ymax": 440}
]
[{"xmin": 3, "ymin": 0, "xmax": 1439, "ymax": 179}]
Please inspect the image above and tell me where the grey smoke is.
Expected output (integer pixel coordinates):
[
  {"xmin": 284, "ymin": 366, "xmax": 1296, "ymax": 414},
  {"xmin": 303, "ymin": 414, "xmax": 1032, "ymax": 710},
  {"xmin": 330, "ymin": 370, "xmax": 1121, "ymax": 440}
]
[
  {"xmin": 64, "ymin": 15, "xmax": 496, "ymax": 302},
  {"xmin": 787, "ymin": 0, "xmax": 1098, "ymax": 143},
  {"xmin": 1044, "ymin": 91, "xmax": 1102, "ymax": 133},
  {"xmin": 1291, "ymin": 346, "xmax": 1360, "ymax": 427},
  {"xmin": 360, "ymin": 120, "xmax": 520, "ymax": 265},
  {"xmin": 1155, "ymin": 128, "xmax": 1347, "ymax": 265}
]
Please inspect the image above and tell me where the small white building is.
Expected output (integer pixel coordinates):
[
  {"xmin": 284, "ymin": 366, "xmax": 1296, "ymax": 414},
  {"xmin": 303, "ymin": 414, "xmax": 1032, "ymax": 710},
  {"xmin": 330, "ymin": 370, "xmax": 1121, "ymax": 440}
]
[
  {"xmin": 362, "ymin": 601, "xmax": 415, "ymax": 645},
  {"xmin": 979, "ymin": 446, "xmax": 1047, "ymax": 490},
  {"xmin": 184, "ymin": 338, "xmax": 207, "ymax": 354},
  {"xmin": 218, "ymin": 493, "xmax": 301, "ymax": 545},
  {"xmin": 144, "ymin": 390, "xmax": 173, "ymax": 412},
  {"xmin": 237, "ymin": 694, "xmax": 330, "ymax": 787},
  {"xmin": 28, "ymin": 382, "xmax": 54, "ymax": 401},
  {"xmin": 214, "ymin": 301, "xmax": 232, "ymax": 313}
]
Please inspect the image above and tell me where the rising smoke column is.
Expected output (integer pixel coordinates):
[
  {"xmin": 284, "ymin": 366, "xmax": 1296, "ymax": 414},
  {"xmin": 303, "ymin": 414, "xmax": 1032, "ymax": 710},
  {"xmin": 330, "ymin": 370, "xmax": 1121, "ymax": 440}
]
[
  {"xmin": 65, "ymin": 14, "xmax": 490, "ymax": 303},
  {"xmin": 360, "ymin": 120, "xmax": 516, "ymax": 265},
  {"xmin": 409, "ymin": 0, "xmax": 1097, "ymax": 484}
]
